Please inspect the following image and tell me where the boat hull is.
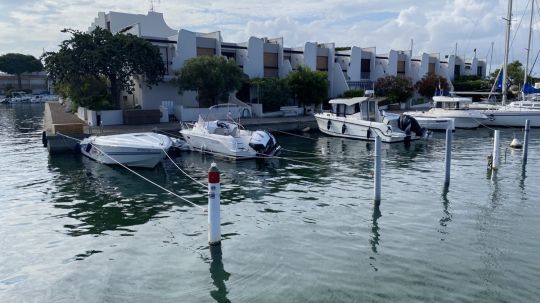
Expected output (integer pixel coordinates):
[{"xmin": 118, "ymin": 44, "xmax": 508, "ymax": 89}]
[
  {"xmin": 413, "ymin": 117, "xmax": 454, "ymax": 131},
  {"xmin": 80, "ymin": 143, "xmax": 165, "ymax": 168},
  {"xmin": 79, "ymin": 132, "xmax": 172, "ymax": 168},
  {"xmin": 315, "ymin": 115, "xmax": 414, "ymax": 143},
  {"xmin": 482, "ymin": 109, "xmax": 540, "ymax": 127},
  {"xmin": 181, "ymin": 130, "xmax": 256, "ymax": 159}
]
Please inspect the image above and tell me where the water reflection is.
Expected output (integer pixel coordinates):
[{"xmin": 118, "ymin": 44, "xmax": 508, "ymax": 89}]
[
  {"xmin": 369, "ymin": 203, "xmax": 382, "ymax": 272},
  {"xmin": 208, "ymin": 245, "xmax": 231, "ymax": 303},
  {"xmin": 438, "ymin": 185, "xmax": 452, "ymax": 239},
  {"xmin": 48, "ymin": 154, "xmax": 183, "ymax": 236}
]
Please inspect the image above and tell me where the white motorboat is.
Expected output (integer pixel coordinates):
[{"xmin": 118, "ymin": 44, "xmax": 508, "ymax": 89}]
[
  {"xmin": 180, "ymin": 116, "xmax": 281, "ymax": 159},
  {"xmin": 403, "ymin": 95, "xmax": 487, "ymax": 129},
  {"xmin": 80, "ymin": 132, "xmax": 173, "ymax": 168},
  {"xmin": 315, "ymin": 97, "xmax": 429, "ymax": 143}
]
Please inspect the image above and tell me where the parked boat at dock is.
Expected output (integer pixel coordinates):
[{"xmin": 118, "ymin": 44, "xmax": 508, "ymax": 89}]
[
  {"xmin": 315, "ymin": 97, "xmax": 429, "ymax": 143},
  {"xmin": 80, "ymin": 132, "xmax": 173, "ymax": 168},
  {"xmin": 403, "ymin": 95, "xmax": 487, "ymax": 129},
  {"xmin": 180, "ymin": 116, "xmax": 281, "ymax": 159}
]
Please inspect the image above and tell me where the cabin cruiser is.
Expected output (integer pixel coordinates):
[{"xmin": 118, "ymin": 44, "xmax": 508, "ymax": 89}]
[
  {"xmin": 180, "ymin": 116, "xmax": 281, "ymax": 159},
  {"xmin": 403, "ymin": 95, "xmax": 487, "ymax": 129},
  {"xmin": 315, "ymin": 97, "xmax": 429, "ymax": 143},
  {"xmin": 80, "ymin": 132, "xmax": 173, "ymax": 168},
  {"xmin": 481, "ymin": 104, "xmax": 540, "ymax": 127}
]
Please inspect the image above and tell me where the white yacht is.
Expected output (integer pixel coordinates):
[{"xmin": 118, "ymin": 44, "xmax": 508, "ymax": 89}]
[
  {"xmin": 403, "ymin": 95, "xmax": 487, "ymax": 129},
  {"xmin": 180, "ymin": 117, "xmax": 281, "ymax": 159},
  {"xmin": 80, "ymin": 132, "xmax": 173, "ymax": 168},
  {"xmin": 314, "ymin": 97, "xmax": 428, "ymax": 143}
]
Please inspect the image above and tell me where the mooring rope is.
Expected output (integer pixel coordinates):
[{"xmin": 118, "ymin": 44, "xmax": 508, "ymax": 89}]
[
  {"xmin": 56, "ymin": 132, "xmax": 206, "ymax": 211},
  {"xmin": 161, "ymin": 147, "xmax": 207, "ymax": 188},
  {"xmin": 269, "ymin": 128, "xmax": 318, "ymax": 141}
]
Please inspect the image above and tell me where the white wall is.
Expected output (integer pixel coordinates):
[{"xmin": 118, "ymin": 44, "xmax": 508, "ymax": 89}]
[
  {"xmin": 303, "ymin": 42, "xmax": 317, "ymax": 70},
  {"xmin": 173, "ymin": 29, "xmax": 197, "ymax": 70},
  {"xmin": 244, "ymin": 37, "xmax": 264, "ymax": 78},
  {"xmin": 331, "ymin": 64, "xmax": 349, "ymax": 97},
  {"xmin": 348, "ymin": 47, "xmax": 362, "ymax": 81}
]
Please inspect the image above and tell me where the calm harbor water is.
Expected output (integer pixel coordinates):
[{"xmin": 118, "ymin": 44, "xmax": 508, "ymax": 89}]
[{"xmin": 1, "ymin": 103, "xmax": 540, "ymax": 302}]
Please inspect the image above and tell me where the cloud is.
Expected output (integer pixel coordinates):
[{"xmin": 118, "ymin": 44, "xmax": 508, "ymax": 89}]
[{"xmin": 0, "ymin": 0, "xmax": 537, "ymax": 76}]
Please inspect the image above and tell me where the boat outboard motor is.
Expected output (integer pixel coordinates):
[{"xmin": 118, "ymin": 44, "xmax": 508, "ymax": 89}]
[
  {"xmin": 398, "ymin": 114, "xmax": 426, "ymax": 137},
  {"xmin": 249, "ymin": 130, "xmax": 282, "ymax": 156}
]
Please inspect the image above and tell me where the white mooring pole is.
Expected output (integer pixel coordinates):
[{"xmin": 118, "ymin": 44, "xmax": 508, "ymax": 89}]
[
  {"xmin": 523, "ymin": 119, "xmax": 531, "ymax": 164},
  {"xmin": 208, "ymin": 162, "xmax": 221, "ymax": 246},
  {"xmin": 374, "ymin": 135, "xmax": 381, "ymax": 203},
  {"xmin": 492, "ymin": 130, "xmax": 501, "ymax": 170},
  {"xmin": 444, "ymin": 120, "xmax": 453, "ymax": 185}
]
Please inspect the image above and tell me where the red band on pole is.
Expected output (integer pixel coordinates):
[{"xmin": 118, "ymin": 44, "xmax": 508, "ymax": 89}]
[{"xmin": 208, "ymin": 171, "xmax": 220, "ymax": 183}]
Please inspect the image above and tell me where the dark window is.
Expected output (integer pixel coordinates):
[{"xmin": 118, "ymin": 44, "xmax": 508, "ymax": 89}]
[
  {"xmin": 361, "ymin": 59, "xmax": 371, "ymax": 79},
  {"xmin": 477, "ymin": 66, "xmax": 483, "ymax": 76},
  {"xmin": 106, "ymin": 21, "xmax": 111, "ymax": 31},
  {"xmin": 454, "ymin": 65, "xmax": 461, "ymax": 78}
]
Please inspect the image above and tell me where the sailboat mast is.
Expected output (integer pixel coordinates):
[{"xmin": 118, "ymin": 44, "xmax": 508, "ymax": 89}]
[
  {"xmin": 525, "ymin": 0, "xmax": 534, "ymax": 86},
  {"xmin": 502, "ymin": 0, "xmax": 513, "ymax": 105}
]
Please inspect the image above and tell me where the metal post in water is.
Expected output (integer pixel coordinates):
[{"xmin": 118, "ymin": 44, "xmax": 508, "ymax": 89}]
[
  {"xmin": 374, "ymin": 135, "xmax": 381, "ymax": 203},
  {"xmin": 444, "ymin": 121, "xmax": 453, "ymax": 185},
  {"xmin": 208, "ymin": 162, "xmax": 221, "ymax": 246},
  {"xmin": 492, "ymin": 130, "xmax": 501, "ymax": 170},
  {"xmin": 523, "ymin": 119, "xmax": 530, "ymax": 164}
]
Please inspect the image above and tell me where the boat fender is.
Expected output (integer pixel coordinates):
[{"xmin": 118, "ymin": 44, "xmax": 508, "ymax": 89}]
[
  {"xmin": 327, "ymin": 120, "xmax": 332, "ymax": 130},
  {"xmin": 42, "ymin": 131, "xmax": 47, "ymax": 147},
  {"xmin": 342, "ymin": 123, "xmax": 347, "ymax": 134}
]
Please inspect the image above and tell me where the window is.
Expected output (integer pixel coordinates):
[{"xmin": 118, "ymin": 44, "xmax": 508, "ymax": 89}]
[
  {"xmin": 361, "ymin": 59, "xmax": 371, "ymax": 79},
  {"xmin": 159, "ymin": 46, "xmax": 169, "ymax": 75},
  {"xmin": 454, "ymin": 65, "xmax": 461, "ymax": 78},
  {"xmin": 477, "ymin": 66, "xmax": 483, "ymax": 76},
  {"xmin": 397, "ymin": 61, "xmax": 406, "ymax": 75},
  {"xmin": 428, "ymin": 63, "xmax": 436, "ymax": 74}
]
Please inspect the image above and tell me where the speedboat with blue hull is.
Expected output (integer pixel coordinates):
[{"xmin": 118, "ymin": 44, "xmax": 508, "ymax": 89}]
[
  {"xmin": 315, "ymin": 97, "xmax": 429, "ymax": 143},
  {"xmin": 80, "ymin": 132, "xmax": 173, "ymax": 168}
]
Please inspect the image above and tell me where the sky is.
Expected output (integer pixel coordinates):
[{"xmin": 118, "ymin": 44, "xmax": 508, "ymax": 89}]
[{"xmin": 0, "ymin": 0, "xmax": 539, "ymax": 76}]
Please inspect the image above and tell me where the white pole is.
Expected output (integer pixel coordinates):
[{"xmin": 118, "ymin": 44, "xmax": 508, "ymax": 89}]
[
  {"xmin": 374, "ymin": 135, "xmax": 381, "ymax": 203},
  {"xmin": 523, "ymin": 119, "xmax": 531, "ymax": 164},
  {"xmin": 444, "ymin": 120, "xmax": 453, "ymax": 185},
  {"xmin": 492, "ymin": 130, "xmax": 501, "ymax": 170},
  {"xmin": 208, "ymin": 162, "xmax": 221, "ymax": 245}
]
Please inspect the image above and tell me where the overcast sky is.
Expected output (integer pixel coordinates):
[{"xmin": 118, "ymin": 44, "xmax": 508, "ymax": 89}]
[{"xmin": 0, "ymin": 0, "xmax": 539, "ymax": 76}]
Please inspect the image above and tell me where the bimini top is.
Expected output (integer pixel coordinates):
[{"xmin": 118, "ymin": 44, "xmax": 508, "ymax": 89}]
[{"xmin": 328, "ymin": 97, "xmax": 370, "ymax": 106}]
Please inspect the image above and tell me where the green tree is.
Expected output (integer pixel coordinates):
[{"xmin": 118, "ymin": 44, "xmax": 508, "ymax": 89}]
[
  {"xmin": 251, "ymin": 77, "xmax": 290, "ymax": 111},
  {"xmin": 42, "ymin": 27, "xmax": 165, "ymax": 109},
  {"xmin": 0, "ymin": 53, "xmax": 43, "ymax": 90},
  {"xmin": 173, "ymin": 56, "xmax": 246, "ymax": 107},
  {"xmin": 286, "ymin": 65, "xmax": 328, "ymax": 106},
  {"xmin": 342, "ymin": 89, "xmax": 364, "ymax": 98},
  {"xmin": 453, "ymin": 75, "xmax": 491, "ymax": 92},
  {"xmin": 374, "ymin": 75, "xmax": 414, "ymax": 104},
  {"xmin": 415, "ymin": 73, "xmax": 449, "ymax": 98},
  {"xmin": 490, "ymin": 60, "xmax": 526, "ymax": 86}
]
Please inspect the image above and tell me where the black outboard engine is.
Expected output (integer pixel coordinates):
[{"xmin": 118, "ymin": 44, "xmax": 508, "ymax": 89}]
[
  {"xmin": 398, "ymin": 114, "xmax": 426, "ymax": 137},
  {"xmin": 249, "ymin": 130, "xmax": 282, "ymax": 156}
]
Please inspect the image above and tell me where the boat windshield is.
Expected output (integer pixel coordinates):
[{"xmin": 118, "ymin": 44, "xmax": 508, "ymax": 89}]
[
  {"xmin": 436, "ymin": 102, "xmax": 469, "ymax": 110},
  {"xmin": 361, "ymin": 101, "xmax": 378, "ymax": 121}
]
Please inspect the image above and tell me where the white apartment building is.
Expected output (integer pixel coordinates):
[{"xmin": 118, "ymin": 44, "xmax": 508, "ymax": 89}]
[{"xmin": 89, "ymin": 11, "xmax": 487, "ymax": 110}]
